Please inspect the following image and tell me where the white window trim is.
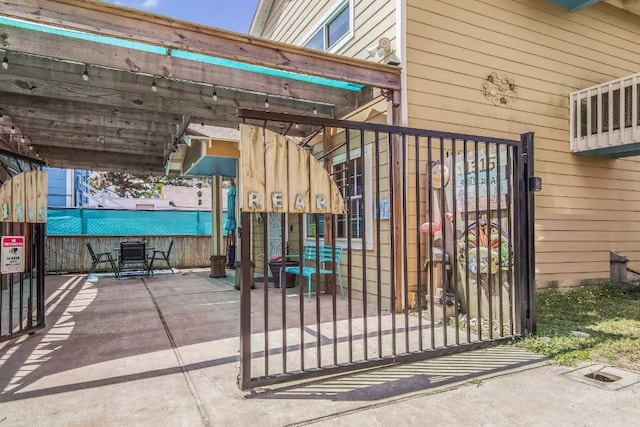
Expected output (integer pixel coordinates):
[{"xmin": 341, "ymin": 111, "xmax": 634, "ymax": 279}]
[
  {"xmin": 300, "ymin": 0, "xmax": 355, "ymax": 54},
  {"xmin": 304, "ymin": 145, "xmax": 373, "ymax": 251}
]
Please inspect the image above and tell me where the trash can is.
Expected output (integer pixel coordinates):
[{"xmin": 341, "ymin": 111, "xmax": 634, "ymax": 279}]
[
  {"xmin": 269, "ymin": 259, "xmax": 299, "ymax": 288},
  {"xmin": 234, "ymin": 260, "xmax": 255, "ymax": 290},
  {"xmin": 210, "ymin": 255, "xmax": 226, "ymax": 278}
]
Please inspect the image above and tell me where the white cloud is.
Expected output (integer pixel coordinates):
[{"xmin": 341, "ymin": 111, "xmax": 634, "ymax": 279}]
[
  {"xmin": 140, "ymin": 0, "xmax": 160, "ymax": 9},
  {"xmin": 103, "ymin": 0, "xmax": 160, "ymax": 10}
]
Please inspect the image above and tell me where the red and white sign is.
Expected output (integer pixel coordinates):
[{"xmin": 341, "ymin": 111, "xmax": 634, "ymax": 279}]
[{"xmin": 2, "ymin": 236, "xmax": 25, "ymax": 274}]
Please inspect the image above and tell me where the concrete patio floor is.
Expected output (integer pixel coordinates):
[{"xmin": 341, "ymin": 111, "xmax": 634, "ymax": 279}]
[{"xmin": 1, "ymin": 270, "xmax": 639, "ymax": 426}]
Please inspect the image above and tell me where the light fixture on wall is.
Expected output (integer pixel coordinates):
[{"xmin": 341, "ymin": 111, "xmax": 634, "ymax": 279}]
[
  {"xmin": 151, "ymin": 80, "xmax": 158, "ymax": 92},
  {"xmin": 212, "ymin": 86, "xmax": 218, "ymax": 102},
  {"xmin": 366, "ymin": 37, "xmax": 400, "ymax": 66},
  {"xmin": 1, "ymin": 55, "xmax": 8, "ymax": 70},
  {"xmin": 82, "ymin": 66, "xmax": 89, "ymax": 81},
  {"xmin": 264, "ymin": 94, "xmax": 269, "ymax": 109},
  {"xmin": 313, "ymin": 104, "xmax": 318, "ymax": 115}
]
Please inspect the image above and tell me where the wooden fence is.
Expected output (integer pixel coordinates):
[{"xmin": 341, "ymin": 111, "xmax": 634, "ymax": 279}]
[{"xmin": 46, "ymin": 235, "xmax": 212, "ymax": 273}]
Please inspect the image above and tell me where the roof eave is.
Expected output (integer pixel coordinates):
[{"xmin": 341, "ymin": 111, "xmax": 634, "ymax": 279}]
[{"xmin": 249, "ymin": 0, "xmax": 274, "ymax": 37}]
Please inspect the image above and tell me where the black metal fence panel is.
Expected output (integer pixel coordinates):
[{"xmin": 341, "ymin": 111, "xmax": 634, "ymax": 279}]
[
  {"xmin": 0, "ymin": 222, "xmax": 46, "ymax": 342},
  {"xmin": 237, "ymin": 111, "xmax": 535, "ymax": 389}
]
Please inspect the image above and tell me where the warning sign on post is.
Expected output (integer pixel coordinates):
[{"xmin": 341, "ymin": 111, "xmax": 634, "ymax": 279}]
[{"xmin": 2, "ymin": 236, "xmax": 25, "ymax": 274}]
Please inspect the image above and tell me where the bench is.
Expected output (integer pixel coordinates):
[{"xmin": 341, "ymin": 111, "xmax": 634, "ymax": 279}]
[{"xmin": 284, "ymin": 246, "xmax": 344, "ymax": 300}]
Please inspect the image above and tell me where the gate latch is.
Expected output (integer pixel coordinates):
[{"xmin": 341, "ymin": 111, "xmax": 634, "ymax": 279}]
[{"xmin": 529, "ymin": 177, "xmax": 542, "ymax": 192}]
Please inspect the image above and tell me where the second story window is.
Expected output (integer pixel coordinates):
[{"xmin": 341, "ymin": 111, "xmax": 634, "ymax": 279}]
[{"xmin": 303, "ymin": 1, "xmax": 352, "ymax": 52}]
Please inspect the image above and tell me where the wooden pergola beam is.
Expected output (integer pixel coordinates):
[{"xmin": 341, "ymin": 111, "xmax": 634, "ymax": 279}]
[
  {"xmin": 0, "ymin": 93, "xmax": 185, "ymax": 126},
  {"xmin": 17, "ymin": 121, "xmax": 172, "ymax": 144},
  {"xmin": 36, "ymin": 146, "xmax": 164, "ymax": 168},
  {"xmin": 0, "ymin": 25, "xmax": 361, "ymax": 111},
  {"xmin": 0, "ymin": 53, "xmax": 356, "ymax": 111},
  {"xmin": 44, "ymin": 157, "xmax": 163, "ymax": 175},
  {"xmin": 1, "ymin": 107, "xmax": 179, "ymax": 135},
  {"xmin": 30, "ymin": 139, "xmax": 163, "ymax": 156},
  {"xmin": 0, "ymin": 0, "xmax": 401, "ymax": 90}
]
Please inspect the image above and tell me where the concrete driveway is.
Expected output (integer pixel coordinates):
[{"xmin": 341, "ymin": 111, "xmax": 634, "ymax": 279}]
[{"xmin": 1, "ymin": 271, "xmax": 638, "ymax": 426}]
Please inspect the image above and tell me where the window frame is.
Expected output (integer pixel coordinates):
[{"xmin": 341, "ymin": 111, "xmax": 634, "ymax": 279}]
[
  {"xmin": 301, "ymin": 0, "xmax": 354, "ymax": 53},
  {"xmin": 304, "ymin": 145, "xmax": 373, "ymax": 251}
]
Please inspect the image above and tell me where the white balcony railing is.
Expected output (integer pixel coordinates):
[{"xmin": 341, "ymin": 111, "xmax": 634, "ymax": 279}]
[{"xmin": 570, "ymin": 73, "xmax": 640, "ymax": 157}]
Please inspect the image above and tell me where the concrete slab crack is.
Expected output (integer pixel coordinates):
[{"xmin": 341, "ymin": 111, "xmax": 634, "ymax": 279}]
[{"xmin": 142, "ymin": 278, "xmax": 211, "ymax": 427}]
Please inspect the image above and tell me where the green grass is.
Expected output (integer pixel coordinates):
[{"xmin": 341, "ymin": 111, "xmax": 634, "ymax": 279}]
[{"xmin": 518, "ymin": 281, "xmax": 640, "ymax": 370}]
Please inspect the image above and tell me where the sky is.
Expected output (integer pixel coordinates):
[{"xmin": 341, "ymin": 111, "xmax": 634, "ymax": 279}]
[{"xmin": 102, "ymin": 0, "xmax": 260, "ymax": 33}]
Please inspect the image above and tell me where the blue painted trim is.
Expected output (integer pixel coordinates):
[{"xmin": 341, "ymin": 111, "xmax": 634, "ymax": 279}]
[
  {"xmin": 576, "ymin": 141, "xmax": 640, "ymax": 158},
  {"xmin": 185, "ymin": 156, "xmax": 238, "ymax": 177},
  {"xmin": 172, "ymin": 50, "xmax": 363, "ymax": 91},
  {"xmin": 0, "ymin": 16, "xmax": 167, "ymax": 54},
  {"xmin": 0, "ymin": 16, "xmax": 363, "ymax": 91},
  {"xmin": 545, "ymin": 0, "xmax": 601, "ymax": 11}
]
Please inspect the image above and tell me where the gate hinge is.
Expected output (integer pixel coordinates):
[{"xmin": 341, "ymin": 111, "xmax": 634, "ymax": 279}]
[{"xmin": 528, "ymin": 177, "xmax": 542, "ymax": 192}]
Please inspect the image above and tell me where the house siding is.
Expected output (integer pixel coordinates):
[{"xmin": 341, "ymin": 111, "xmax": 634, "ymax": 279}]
[
  {"xmin": 255, "ymin": 0, "xmax": 397, "ymax": 62},
  {"xmin": 406, "ymin": 0, "xmax": 640, "ymax": 284}
]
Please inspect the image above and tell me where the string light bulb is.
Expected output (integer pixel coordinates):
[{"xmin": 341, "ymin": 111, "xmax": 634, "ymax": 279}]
[
  {"xmin": 264, "ymin": 95, "xmax": 269, "ymax": 109},
  {"xmin": 20, "ymin": 136, "xmax": 25, "ymax": 143},
  {"xmin": 313, "ymin": 104, "xmax": 318, "ymax": 115},
  {"xmin": 151, "ymin": 81, "xmax": 157, "ymax": 92},
  {"xmin": 10, "ymin": 126, "xmax": 15, "ymax": 134},
  {"xmin": 82, "ymin": 67, "xmax": 89, "ymax": 81},
  {"xmin": 212, "ymin": 86, "xmax": 218, "ymax": 102},
  {"xmin": 1, "ymin": 56, "xmax": 8, "ymax": 70}
]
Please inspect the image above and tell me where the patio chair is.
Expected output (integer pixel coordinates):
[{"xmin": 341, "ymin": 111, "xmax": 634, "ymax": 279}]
[
  {"xmin": 86, "ymin": 242, "xmax": 119, "ymax": 278},
  {"xmin": 147, "ymin": 240, "xmax": 175, "ymax": 276},
  {"xmin": 118, "ymin": 241, "xmax": 149, "ymax": 275}
]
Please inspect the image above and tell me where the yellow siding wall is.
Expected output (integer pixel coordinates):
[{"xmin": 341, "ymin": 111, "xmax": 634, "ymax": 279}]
[
  {"xmin": 256, "ymin": 0, "xmax": 396, "ymax": 62},
  {"xmin": 406, "ymin": 0, "xmax": 640, "ymax": 285}
]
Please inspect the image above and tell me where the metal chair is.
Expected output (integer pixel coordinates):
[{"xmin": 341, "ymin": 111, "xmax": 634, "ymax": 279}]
[
  {"xmin": 118, "ymin": 241, "xmax": 149, "ymax": 275},
  {"xmin": 86, "ymin": 242, "xmax": 119, "ymax": 278},
  {"xmin": 147, "ymin": 240, "xmax": 175, "ymax": 276}
]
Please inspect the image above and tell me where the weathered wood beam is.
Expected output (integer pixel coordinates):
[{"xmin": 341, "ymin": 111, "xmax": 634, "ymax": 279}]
[
  {"xmin": 17, "ymin": 120, "xmax": 171, "ymax": 144},
  {"xmin": 0, "ymin": 74, "xmax": 315, "ymax": 130},
  {"xmin": 2, "ymin": 106, "xmax": 178, "ymax": 134},
  {"xmin": 0, "ymin": 94, "xmax": 184, "ymax": 133},
  {"xmin": 24, "ymin": 131, "xmax": 166, "ymax": 149},
  {"xmin": 0, "ymin": 25, "xmax": 360, "ymax": 110},
  {"xmin": 1, "ymin": 55, "xmax": 353, "ymax": 111},
  {"xmin": 0, "ymin": 0, "xmax": 401, "ymax": 90},
  {"xmin": 0, "ymin": 74, "xmax": 216, "ymax": 121},
  {"xmin": 37, "ymin": 146, "xmax": 164, "ymax": 169},
  {"xmin": 30, "ymin": 139, "xmax": 163, "ymax": 156},
  {"xmin": 44, "ymin": 157, "xmax": 163, "ymax": 175}
]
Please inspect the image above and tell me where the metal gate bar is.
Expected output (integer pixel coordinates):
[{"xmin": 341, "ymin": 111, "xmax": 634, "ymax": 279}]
[
  {"xmin": 1, "ymin": 222, "xmax": 46, "ymax": 342},
  {"xmin": 237, "ymin": 110, "xmax": 536, "ymax": 389}
]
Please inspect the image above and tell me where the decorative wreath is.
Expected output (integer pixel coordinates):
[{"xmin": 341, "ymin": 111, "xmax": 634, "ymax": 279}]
[{"xmin": 457, "ymin": 219, "xmax": 510, "ymax": 275}]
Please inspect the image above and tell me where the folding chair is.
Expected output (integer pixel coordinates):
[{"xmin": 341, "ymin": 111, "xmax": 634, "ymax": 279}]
[
  {"xmin": 86, "ymin": 242, "xmax": 119, "ymax": 278},
  {"xmin": 147, "ymin": 240, "xmax": 175, "ymax": 276}
]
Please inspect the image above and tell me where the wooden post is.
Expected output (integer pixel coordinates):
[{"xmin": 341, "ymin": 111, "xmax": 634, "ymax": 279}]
[
  {"xmin": 388, "ymin": 90, "xmax": 404, "ymax": 313},
  {"xmin": 610, "ymin": 251, "xmax": 628, "ymax": 282},
  {"xmin": 211, "ymin": 176, "xmax": 221, "ymax": 256}
]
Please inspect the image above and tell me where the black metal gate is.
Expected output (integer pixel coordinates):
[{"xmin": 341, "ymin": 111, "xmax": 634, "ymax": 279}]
[
  {"xmin": 0, "ymin": 222, "xmax": 46, "ymax": 343},
  {"xmin": 237, "ymin": 111, "xmax": 536, "ymax": 389}
]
